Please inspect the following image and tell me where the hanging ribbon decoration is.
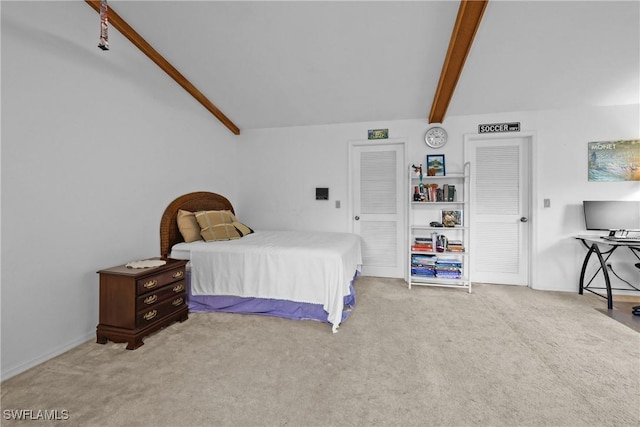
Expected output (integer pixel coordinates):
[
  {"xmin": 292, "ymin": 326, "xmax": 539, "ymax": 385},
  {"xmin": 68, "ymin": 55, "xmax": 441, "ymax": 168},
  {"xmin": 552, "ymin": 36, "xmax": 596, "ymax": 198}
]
[{"xmin": 98, "ymin": 0, "xmax": 109, "ymax": 50}]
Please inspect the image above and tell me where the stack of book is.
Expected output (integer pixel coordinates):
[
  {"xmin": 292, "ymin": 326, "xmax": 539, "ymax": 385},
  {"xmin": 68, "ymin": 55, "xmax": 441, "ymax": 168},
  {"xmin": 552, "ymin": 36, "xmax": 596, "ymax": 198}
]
[
  {"xmin": 446, "ymin": 240, "xmax": 465, "ymax": 252},
  {"xmin": 411, "ymin": 254, "xmax": 437, "ymax": 277},
  {"xmin": 434, "ymin": 257, "xmax": 462, "ymax": 279},
  {"xmin": 411, "ymin": 237, "xmax": 434, "ymax": 252}
]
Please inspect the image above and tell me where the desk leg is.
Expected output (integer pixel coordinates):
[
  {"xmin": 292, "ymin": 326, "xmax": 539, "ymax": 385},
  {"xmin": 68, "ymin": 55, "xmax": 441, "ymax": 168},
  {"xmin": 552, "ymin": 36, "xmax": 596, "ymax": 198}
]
[
  {"xmin": 578, "ymin": 245, "xmax": 594, "ymax": 295},
  {"xmin": 592, "ymin": 244, "xmax": 613, "ymax": 309},
  {"xmin": 578, "ymin": 243, "xmax": 614, "ymax": 309}
]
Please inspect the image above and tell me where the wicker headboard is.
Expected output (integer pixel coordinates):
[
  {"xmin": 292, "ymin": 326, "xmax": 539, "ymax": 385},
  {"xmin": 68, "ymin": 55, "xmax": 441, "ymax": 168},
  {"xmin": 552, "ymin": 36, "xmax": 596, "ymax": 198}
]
[{"xmin": 160, "ymin": 191, "xmax": 235, "ymax": 258}]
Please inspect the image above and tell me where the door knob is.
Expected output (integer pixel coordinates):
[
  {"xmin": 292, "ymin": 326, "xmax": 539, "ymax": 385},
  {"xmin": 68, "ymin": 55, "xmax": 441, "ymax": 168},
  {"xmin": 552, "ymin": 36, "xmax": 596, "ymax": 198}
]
[
  {"xmin": 520, "ymin": 217, "xmax": 528, "ymax": 222},
  {"xmin": 354, "ymin": 216, "xmax": 360, "ymax": 221}
]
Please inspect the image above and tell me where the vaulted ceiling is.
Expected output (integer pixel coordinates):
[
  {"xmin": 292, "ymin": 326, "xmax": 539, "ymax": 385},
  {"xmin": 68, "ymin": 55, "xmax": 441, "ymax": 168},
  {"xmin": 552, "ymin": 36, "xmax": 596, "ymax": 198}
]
[{"xmin": 98, "ymin": 1, "xmax": 638, "ymax": 133}]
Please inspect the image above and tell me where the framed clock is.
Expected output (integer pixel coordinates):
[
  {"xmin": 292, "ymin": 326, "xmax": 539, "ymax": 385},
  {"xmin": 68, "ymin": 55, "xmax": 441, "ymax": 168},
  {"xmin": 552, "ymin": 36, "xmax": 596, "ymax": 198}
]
[{"xmin": 425, "ymin": 126, "xmax": 448, "ymax": 148}]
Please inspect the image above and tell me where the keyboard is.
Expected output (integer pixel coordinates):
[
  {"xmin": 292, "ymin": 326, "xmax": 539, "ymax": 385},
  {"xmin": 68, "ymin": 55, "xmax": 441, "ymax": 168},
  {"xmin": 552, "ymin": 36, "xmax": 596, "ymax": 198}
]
[{"xmin": 602, "ymin": 236, "xmax": 640, "ymax": 243}]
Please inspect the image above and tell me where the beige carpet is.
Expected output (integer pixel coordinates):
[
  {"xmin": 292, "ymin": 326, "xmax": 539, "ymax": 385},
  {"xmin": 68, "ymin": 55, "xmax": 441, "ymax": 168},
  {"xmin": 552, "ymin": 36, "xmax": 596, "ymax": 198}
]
[{"xmin": 2, "ymin": 278, "xmax": 639, "ymax": 427}]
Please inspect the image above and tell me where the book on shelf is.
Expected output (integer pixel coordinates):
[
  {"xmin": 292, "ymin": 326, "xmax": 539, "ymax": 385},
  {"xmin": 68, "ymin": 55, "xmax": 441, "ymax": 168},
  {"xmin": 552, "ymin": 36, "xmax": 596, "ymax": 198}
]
[
  {"xmin": 411, "ymin": 266, "xmax": 436, "ymax": 277},
  {"xmin": 412, "ymin": 243, "xmax": 433, "ymax": 251},
  {"xmin": 412, "ymin": 183, "xmax": 456, "ymax": 202},
  {"xmin": 411, "ymin": 254, "xmax": 438, "ymax": 267},
  {"xmin": 435, "ymin": 264, "xmax": 462, "ymax": 270},
  {"xmin": 428, "ymin": 185, "xmax": 437, "ymax": 202},
  {"xmin": 413, "ymin": 235, "xmax": 438, "ymax": 251},
  {"xmin": 446, "ymin": 239, "xmax": 465, "ymax": 252},
  {"xmin": 434, "ymin": 258, "xmax": 462, "ymax": 279},
  {"xmin": 447, "ymin": 185, "xmax": 456, "ymax": 202},
  {"xmin": 435, "ymin": 256, "xmax": 462, "ymax": 265},
  {"xmin": 434, "ymin": 272, "xmax": 462, "ymax": 279}
]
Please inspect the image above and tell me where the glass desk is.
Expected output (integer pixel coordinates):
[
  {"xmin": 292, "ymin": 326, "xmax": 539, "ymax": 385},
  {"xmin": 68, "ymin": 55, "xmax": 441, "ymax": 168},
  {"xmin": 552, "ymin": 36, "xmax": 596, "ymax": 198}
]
[{"xmin": 575, "ymin": 235, "xmax": 640, "ymax": 309}]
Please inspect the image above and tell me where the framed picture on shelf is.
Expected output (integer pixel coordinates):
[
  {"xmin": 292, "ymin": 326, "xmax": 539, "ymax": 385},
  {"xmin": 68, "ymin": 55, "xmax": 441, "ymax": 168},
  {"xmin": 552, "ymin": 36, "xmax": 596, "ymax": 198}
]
[
  {"xmin": 441, "ymin": 209, "xmax": 463, "ymax": 227},
  {"xmin": 426, "ymin": 154, "xmax": 446, "ymax": 176}
]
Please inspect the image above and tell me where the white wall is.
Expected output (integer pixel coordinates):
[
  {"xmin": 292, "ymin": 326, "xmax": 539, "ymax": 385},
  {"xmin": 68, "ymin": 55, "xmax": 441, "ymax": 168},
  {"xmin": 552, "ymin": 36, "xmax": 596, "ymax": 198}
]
[
  {"xmin": 237, "ymin": 104, "xmax": 639, "ymax": 293},
  {"xmin": 234, "ymin": 120, "xmax": 468, "ymax": 231},
  {"xmin": 1, "ymin": 2, "xmax": 238, "ymax": 380},
  {"xmin": 521, "ymin": 105, "xmax": 640, "ymax": 291}
]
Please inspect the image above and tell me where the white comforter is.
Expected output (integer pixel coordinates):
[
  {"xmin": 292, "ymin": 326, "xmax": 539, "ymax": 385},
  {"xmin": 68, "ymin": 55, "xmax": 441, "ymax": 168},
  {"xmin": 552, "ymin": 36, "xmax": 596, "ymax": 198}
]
[{"xmin": 174, "ymin": 230, "xmax": 362, "ymax": 332}]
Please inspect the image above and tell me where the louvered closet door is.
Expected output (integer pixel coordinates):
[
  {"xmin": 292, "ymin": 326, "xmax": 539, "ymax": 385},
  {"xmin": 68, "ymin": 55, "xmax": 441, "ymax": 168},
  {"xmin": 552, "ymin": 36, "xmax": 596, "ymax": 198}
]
[
  {"xmin": 350, "ymin": 142, "xmax": 405, "ymax": 278},
  {"xmin": 468, "ymin": 137, "xmax": 530, "ymax": 285}
]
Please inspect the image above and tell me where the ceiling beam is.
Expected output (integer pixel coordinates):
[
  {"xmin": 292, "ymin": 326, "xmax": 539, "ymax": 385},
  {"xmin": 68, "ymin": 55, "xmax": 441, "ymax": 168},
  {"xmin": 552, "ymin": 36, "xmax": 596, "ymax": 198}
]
[
  {"xmin": 85, "ymin": 1, "xmax": 240, "ymax": 135},
  {"xmin": 429, "ymin": 0, "xmax": 488, "ymax": 124}
]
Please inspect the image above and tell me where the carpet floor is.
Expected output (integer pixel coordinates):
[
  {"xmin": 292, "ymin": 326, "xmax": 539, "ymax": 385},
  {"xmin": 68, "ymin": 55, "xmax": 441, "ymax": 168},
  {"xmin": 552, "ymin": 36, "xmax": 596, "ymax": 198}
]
[{"xmin": 2, "ymin": 278, "xmax": 639, "ymax": 427}]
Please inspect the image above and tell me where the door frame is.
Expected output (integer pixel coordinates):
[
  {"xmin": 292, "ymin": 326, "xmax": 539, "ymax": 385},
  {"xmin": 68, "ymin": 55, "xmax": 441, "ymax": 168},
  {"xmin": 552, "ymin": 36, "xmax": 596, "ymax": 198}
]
[
  {"xmin": 463, "ymin": 131, "xmax": 538, "ymax": 288},
  {"xmin": 348, "ymin": 138, "xmax": 407, "ymax": 277}
]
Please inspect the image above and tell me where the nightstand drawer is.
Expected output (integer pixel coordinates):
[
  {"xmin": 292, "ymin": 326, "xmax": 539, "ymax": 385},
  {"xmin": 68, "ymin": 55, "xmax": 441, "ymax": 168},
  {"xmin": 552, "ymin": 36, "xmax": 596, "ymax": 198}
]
[
  {"xmin": 137, "ymin": 293, "xmax": 186, "ymax": 327},
  {"xmin": 136, "ymin": 280, "xmax": 186, "ymax": 308},
  {"xmin": 136, "ymin": 268, "xmax": 185, "ymax": 294}
]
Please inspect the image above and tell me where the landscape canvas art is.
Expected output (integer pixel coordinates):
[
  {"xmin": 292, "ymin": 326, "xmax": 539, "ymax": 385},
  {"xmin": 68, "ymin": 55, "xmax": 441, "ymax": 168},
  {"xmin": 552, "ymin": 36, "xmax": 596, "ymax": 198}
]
[{"xmin": 588, "ymin": 139, "xmax": 640, "ymax": 181}]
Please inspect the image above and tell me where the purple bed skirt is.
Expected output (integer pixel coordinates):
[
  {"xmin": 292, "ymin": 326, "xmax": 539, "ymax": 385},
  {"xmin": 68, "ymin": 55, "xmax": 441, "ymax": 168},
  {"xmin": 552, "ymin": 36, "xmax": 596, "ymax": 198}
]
[{"xmin": 186, "ymin": 270, "xmax": 358, "ymax": 325}]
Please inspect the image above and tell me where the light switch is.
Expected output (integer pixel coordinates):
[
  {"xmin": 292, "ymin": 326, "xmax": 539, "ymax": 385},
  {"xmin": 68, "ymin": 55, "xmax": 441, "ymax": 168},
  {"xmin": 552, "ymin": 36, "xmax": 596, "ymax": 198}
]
[
  {"xmin": 544, "ymin": 198, "xmax": 550, "ymax": 208},
  {"xmin": 335, "ymin": 200, "xmax": 341, "ymax": 208}
]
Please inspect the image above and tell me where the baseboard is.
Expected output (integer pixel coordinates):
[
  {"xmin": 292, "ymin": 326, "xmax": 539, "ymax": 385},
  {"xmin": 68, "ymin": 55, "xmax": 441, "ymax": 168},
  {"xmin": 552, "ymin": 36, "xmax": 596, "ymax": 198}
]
[
  {"xmin": 612, "ymin": 294, "xmax": 640, "ymax": 303},
  {"xmin": 1, "ymin": 331, "xmax": 94, "ymax": 382}
]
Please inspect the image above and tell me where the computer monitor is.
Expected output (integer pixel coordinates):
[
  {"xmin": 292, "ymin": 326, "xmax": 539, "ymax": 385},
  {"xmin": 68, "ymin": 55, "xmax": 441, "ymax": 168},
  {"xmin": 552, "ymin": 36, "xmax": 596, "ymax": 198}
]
[{"xmin": 583, "ymin": 200, "xmax": 640, "ymax": 232}]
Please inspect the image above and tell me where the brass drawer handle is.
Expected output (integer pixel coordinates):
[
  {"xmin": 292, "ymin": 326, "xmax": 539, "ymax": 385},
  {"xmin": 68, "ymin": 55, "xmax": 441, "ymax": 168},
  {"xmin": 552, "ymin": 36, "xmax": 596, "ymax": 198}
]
[
  {"xmin": 172, "ymin": 271, "xmax": 184, "ymax": 279},
  {"xmin": 143, "ymin": 295, "xmax": 157, "ymax": 305},
  {"xmin": 172, "ymin": 284, "xmax": 184, "ymax": 293},
  {"xmin": 172, "ymin": 297, "xmax": 184, "ymax": 307},
  {"xmin": 143, "ymin": 310, "xmax": 157, "ymax": 321},
  {"xmin": 143, "ymin": 279, "xmax": 158, "ymax": 289}
]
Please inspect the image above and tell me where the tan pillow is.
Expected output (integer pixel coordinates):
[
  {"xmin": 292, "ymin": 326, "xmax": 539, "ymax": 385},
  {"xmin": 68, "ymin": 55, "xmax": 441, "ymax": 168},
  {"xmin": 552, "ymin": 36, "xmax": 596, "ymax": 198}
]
[
  {"xmin": 226, "ymin": 211, "xmax": 238, "ymax": 222},
  {"xmin": 177, "ymin": 210, "xmax": 202, "ymax": 243},
  {"xmin": 195, "ymin": 210, "xmax": 241, "ymax": 241},
  {"xmin": 220, "ymin": 211, "xmax": 254, "ymax": 236},
  {"xmin": 233, "ymin": 221, "xmax": 254, "ymax": 236},
  {"xmin": 195, "ymin": 210, "xmax": 234, "ymax": 224}
]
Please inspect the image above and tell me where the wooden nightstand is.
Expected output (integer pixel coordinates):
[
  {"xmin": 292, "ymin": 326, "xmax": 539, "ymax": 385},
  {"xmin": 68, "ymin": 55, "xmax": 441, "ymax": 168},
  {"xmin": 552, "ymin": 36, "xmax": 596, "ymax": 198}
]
[{"xmin": 96, "ymin": 258, "xmax": 188, "ymax": 350}]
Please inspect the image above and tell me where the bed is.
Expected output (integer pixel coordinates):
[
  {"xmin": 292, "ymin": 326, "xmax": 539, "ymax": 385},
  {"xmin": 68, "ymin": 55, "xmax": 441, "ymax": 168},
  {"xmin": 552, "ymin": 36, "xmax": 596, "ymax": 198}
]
[{"xmin": 159, "ymin": 191, "xmax": 362, "ymax": 332}]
